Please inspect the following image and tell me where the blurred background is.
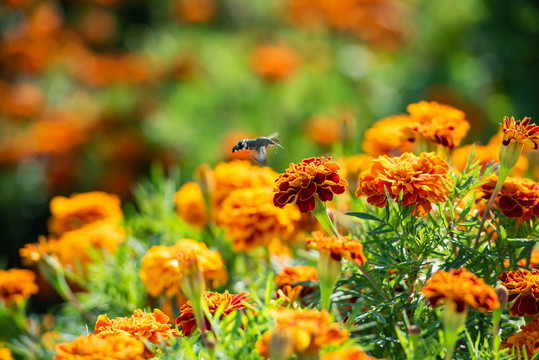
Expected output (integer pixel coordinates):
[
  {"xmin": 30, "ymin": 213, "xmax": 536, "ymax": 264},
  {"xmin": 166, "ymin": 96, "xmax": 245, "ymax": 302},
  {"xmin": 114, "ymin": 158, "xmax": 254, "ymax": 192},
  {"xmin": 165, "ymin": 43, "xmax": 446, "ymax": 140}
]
[{"xmin": 1, "ymin": 0, "xmax": 539, "ymax": 267}]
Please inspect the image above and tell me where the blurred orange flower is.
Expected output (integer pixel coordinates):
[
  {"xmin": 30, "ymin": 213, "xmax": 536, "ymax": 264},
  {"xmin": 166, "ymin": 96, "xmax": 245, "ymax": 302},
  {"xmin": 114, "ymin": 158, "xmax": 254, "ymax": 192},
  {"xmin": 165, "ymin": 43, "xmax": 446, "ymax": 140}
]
[
  {"xmin": 402, "ymin": 101, "xmax": 470, "ymax": 149},
  {"xmin": 251, "ymin": 44, "xmax": 300, "ymax": 82},
  {"xmin": 362, "ymin": 115, "xmax": 415, "ymax": 157},
  {"xmin": 274, "ymin": 157, "xmax": 347, "ymax": 213},
  {"xmin": 139, "ymin": 239, "xmax": 227, "ymax": 298},
  {"xmin": 0, "ymin": 348, "xmax": 14, "ymax": 360},
  {"xmin": 477, "ymin": 175, "xmax": 539, "ymax": 222},
  {"xmin": 500, "ymin": 318, "xmax": 539, "ymax": 358},
  {"xmin": 305, "ymin": 116, "xmax": 342, "ymax": 147},
  {"xmin": 275, "ymin": 265, "xmax": 318, "ymax": 305},
  {"xmin": 256, "ymin": 308, "xmax": 348, "ymax": 358},
  {"xmin": 94, "ymin": 309, "xmax": 180, "ymax": 344},
  {"xmin": 356, "ymin": 152, "xmax": 450, "ymax": 216},
  {"xmin": 217, "ymin": 186, "xmax": 301, "ymax": 252},
  {"xmin": 421, "ymin": 268, "xmax": 499, "ymax": 313},
  {"xmin": 176, "ymin": 291, "xmax": 252, "ymax": 336},
  {"xmin": 306, "ymin": 231, "xmax": 366, "ymax": 266},
  {"xmin": 48, "ymin": 191, "xmax": 123, "ymax": 235},
  {"xmin": 498, "ymin": 270, "xmax": 539, "ymax": 317},
  {"xmin": 321, "ymin": 347, "xmax": 383, "ymax": 360},
  {"xmin": 0, "ymin": 81, "xmax": 44, "ymax": 119},
  {"xmin": 172, "ymin": 0, "xmax": 215, "ymax": 23},
  {"xmin": 174, "ymin": 182, "xmax": 208, "ymax": 228},
  {"xmin": 221, "ymin": 131, "xmax": 257, "ymax": 161},
  {"xmin": 501, "ymin": 116, "xmax": 539, "ymax": 149},
  {"xmin": 54, "ymin": 332, "xmax": 147, "ymax": 360},
  {"xmin": 0, "ymin": 268, "xmax": 38, "ymax": 305}
]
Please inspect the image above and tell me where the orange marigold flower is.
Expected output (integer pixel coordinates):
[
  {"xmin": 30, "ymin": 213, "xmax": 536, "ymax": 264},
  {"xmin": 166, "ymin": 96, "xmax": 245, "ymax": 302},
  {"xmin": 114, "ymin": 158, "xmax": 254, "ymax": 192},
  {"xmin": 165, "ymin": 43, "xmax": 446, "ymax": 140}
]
[
  {"xmin": 500, "ymin": 318, "xmax": 539, "ymax": 358},
  {"xmin": 321, "ymin": 347, "xmax": 383, "ymax": 360},
  {"xmin": 356, "ymin": 152, "xmax": 450, "ymax": 216},
  {"xmin": 274, "ymin": 157, "xmax": 347, "ymax": 213},
  {"xmin": 139, "ymin": 239, "xmax": 227, "ymax": 298},
  {"xmin": 519, "ymin": 249, "xmax": 539, "ymax": 269},
  {"xmin": 362, "ymin": 115, "xmax": 415, "ymax": 157},
  {"xmin": 501, "ymin": 116, "xmax": 539, "ymax": 149},
  {"xmin": 0, "ymin": 348, "xmax": 14, "ymax": 360},
  {"xmin": 172, "ymin": 0, "xmax": 215, "ymax": 24},
  {"xmin": 217, "ymin": 186, "xmax": 301, "ymax": 252},
  {"xmin": 305, "ymin": 116, "xmax": 342, "ymax": 147},
  {"xmin": 478, "ymin": 175, "xmax": 539, "ymax": 222},
  {"xmin": 256, "ymin": 308, "xmax": 348, "ymax": 358},
  {"xmin": 401, "ymin": 101, "xmax": 470, "ymax": 149},
  {"xmin": 497, "ymin": 269, "xmax": 539, "ymax": 317},
  {"xmin": 306, "ymin": 231, "xmax": 366, "ymax": 266},
  {"xmin": 174, "ymin": 182, "xmax": 208, "ymax": 228},
  {"xmin": 48, "ymin": 191, "xmax": 123, "ymax": 235},
  {"xmin": 251, "ymin": 44, "xmax": 300, "ymax": 82},
  {"xmin": 94, "ymin": 309, "xmax": 180, "ymax": 344},
  {"xmin": 0, "ymin": 268, "xmax": 39, "ymax": 305},
  {"xmin": 421, "ymin": 268, "xmax": 499, "ymax": 313},
  {"xmin": 0, "ymin": 81, "xmax": 44, "ymax": 119},
  {"xmin": 275, "ymin": 265, "xmax": 318, "ymax": 305},
  {"xmin": 212, "ymin": 160, "xmax": 278, "ymax": 209},
  {"xmin": 176, "ymin": 291, "xmax": 252, "ymax": 336},
  {"xmin": 54, "ymin": 332, "xmax": 147, "ymax": 360}
]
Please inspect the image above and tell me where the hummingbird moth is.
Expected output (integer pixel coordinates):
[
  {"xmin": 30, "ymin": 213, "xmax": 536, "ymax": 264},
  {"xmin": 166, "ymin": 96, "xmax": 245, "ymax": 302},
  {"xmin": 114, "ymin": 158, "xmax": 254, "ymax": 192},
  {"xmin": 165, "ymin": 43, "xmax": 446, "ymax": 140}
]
[{"xmin": 232, "ymin": 134, "xmax": 284, "ymax": 166}]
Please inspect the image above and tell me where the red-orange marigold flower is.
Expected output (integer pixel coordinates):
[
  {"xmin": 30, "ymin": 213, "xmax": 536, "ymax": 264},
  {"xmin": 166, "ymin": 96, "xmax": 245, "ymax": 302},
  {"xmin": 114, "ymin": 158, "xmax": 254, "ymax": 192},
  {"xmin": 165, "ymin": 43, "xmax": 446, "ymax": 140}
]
[
  {"xmin": 0, "ymin": 268, "xmax": 39, "ymax": 305},
  {"xmin": 274, "ymin": 157, "xmax": 347, "ymax": 213},
  {"xmin": 501, "ymin": 116, "xmax": 539, "ymax": 149},
  {"xmin": 256, "ymin": 308, "xmax": 348, "ymax": 358},
  {"xmin": 174, "ymin": 182, "xmax": 208, "ymax": 228},
  {"xmin": 275, "ymin": 265, "xmax": 318, "ymax": 305},
  {"xmin": 306, "ymin": 231, "xmax": 366, "ymax": 266},
  {"xmin": 500, "ymin": 318, "xmax": 539, "ymax": 358},
  {"xmin": 176, "ymin": 291, "xmax": 252, "ymax": 336},
  {"xmin": 94, "ymin": 309, "xmax": 180, "ymax": 344},
  {"xmin": 498, "ymin": 269, "xmax": 539, "ymax": 316},
  {"xmin": 478, "ymin": 175, "xmax": 539, "ymax": 222},
  {"xmin": 54, "ymin": 332, "xmax": 147, "ymax": 360},
  {"xmin": 356, "ymin": 152, "xmax": 450, "ymax": 216},
  {"xmin": 421, "ymin": 268, "xmax": 499, "ymax": 313}
]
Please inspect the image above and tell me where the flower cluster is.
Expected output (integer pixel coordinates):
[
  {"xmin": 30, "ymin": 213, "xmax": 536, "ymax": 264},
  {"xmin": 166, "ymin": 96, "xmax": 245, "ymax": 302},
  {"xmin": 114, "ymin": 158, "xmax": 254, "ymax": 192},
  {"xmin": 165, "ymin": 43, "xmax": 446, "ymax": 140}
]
[
  {"xmin": 497, "ymin": 270, "xmax": 539, "ymax": 316},
  {"xmin": 0, "ymin": 268, "xmax": 38, "ymax": 305}
]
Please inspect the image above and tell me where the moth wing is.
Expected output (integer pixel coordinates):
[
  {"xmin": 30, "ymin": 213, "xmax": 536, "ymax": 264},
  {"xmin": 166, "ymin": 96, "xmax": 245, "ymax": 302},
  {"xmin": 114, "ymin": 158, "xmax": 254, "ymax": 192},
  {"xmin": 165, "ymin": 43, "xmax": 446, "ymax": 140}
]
[{"xmin": 251, "ymin": 146, "xmax": 267, "ymax": 166}]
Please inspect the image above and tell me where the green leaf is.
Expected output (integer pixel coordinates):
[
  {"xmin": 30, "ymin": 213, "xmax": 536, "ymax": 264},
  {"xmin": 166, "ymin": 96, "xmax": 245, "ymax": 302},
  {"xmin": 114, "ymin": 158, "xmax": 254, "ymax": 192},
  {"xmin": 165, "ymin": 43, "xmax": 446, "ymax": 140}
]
[{"xmin": 347, "ymin": 212, "xmax": 384, "ymax": 222}]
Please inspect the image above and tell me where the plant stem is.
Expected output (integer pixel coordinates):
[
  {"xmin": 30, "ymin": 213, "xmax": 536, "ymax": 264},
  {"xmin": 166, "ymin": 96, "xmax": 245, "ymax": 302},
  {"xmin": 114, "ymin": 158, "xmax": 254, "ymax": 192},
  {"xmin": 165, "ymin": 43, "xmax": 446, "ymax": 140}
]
[
  {"xmin": 353, "ymin": 262, "xmax": 390, "ymax": 301},
  {"xmin": 312, "ymin": 197, "xmax": 339, "ymax": 237}
]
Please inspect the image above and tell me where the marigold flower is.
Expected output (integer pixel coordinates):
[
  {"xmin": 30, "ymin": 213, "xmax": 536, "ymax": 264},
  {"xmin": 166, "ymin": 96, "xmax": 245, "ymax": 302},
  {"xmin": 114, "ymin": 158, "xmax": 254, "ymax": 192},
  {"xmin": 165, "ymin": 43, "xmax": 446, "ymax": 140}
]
[
  {"xmin": 217, "ymin": 186, "xmax": 301, "ymax": 252},
  {"xmin": 0, "ymin": 348, "xmax": 14, "ymax": 360},
  {"xmin": 275, "ymin": 265, "xmax": 318, "ymax": 305},
  {"xmin": 356, "ymin": 152, "xmax": 450, "ymax": 216},
  {"xmin": 477, "ymin": 175, "xmax": 539, "ymax": 222},
  {"xmin": 0, "ymin": 268, "xmax": 39, "ymax": 305},
  {"xmin": 176, "ymin": 291, "xmax": 252, "ymax": 336},
  {"xmin": 362, "ymin": 115, "xmax": 415, "ymax": 157},
  {"xmin": 497, "ymin": 269, "xmax": 539, "ymax": 317},
  {"xmin": 94, "ymin": 309, "xmax": 180, "ymax": 344},
  {"xmin": 274, "ymin": 157, "xmax": 347, "ymax": 213},
  {"xmin": 0, "ymin": 81, "xmax": 44, "ymax": 119},
  {"xmin": 54, "ymin": 332, "xmax": 147, "ymax": 360},
  {"xmin": 256, "ymin": 308, "xmax": 348, "ymax": 358},
  {"xmin": 305, "ymin": 116, "xmax": 342, "ymax": 147},
  {"xmin": 500, "ymin": 318, "xmax": 539, "ymax": 358},
  {"xmin": 139, "ymin": 239, "xmax": 227, "ymax": 298},
  {"xmin": 251, "ymin": 44, "xmax": 300, "ymax": 82},
  {"xmin": 402, "ymin": 101, "xmax": 470, "ymax": 149},
  {"xmin": 501, "ymin": 116, "xmax": 539, "ymax": 149},
  {"xmin": 172, "ymin": 0, "xmax": 215, "ymax": 24},
  {"xmin": 174, "ymin": 182, "xmax": 208, "ymax": 228},
  {"xmin": 421, "ymin": 268, "xmax": 499, "ymax": 313},
  {"xmin": 306, "ymin": 231, "xmax": 366, "ymax": 266},
  {"xmin": 321, "ymin": 347, "xmax": 382, "ymax": 360},
  {"xmin": 48, "ymin": 191, "xmax": 123, "ymax": 235}
]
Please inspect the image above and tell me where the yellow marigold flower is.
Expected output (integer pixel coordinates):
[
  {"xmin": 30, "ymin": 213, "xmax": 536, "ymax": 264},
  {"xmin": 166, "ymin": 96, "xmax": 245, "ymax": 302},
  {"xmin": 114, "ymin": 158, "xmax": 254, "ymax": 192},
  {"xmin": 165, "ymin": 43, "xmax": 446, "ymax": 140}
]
[
  {"xmin": 321, "ymin": 347, "xmax": 383, "ymax": 360},
  {"xmin": 176, "ymin": 291, "xmax": 252, "ymax": 336},
  {"xmin": 54, "ymin": 332, "xmax": 147, "ymax": 360},
  {"xmin": 498, "ymin": 269, "xmax": 539, "ymax": 317},
  {"xmin": 256, "ymin": 308, "xmax": 349, "ymax": 359},
  {"xmin": 0, "ymin": 348, "xmax": 14, "ymax": 360},
  {"xmin": 212, "ymin": 160, "xmax": 278, "ymax": 208},
  {"xmin": 251, "ymin": 44, "xmax": 300, "ymax": 82},
  {"xmin": 478, "ymin": 175, "xmax": 539, "ymax": 222},
  {"xmin": 217, "ymin": 186, "xmax": 301, "ymax": 252},
  {"xmin": 274, "ymin": 157, "xmax": 347, "ymax": 213},
  {"xmin": 501, "ymin": 116, "xmax": 539, "ymax": 149},
  {"xmin": 402, "ymin": 101, "xmax": 470, "ymax": 149},
  {"xmin": 139, "ymin": 239, "xmax": 227, "ymax": 298},
  {"xmin": 275, "ymin": 265, "xmax": 318, "ymax": 305},
  {"xmin": 356, "ymin": 152, "xmax": 450, "ymax": 216},
  {"xmin": 0, "ymin": 268, "xmax": 38, "ymax": 305},
  {"xmin": 362, "ymin": 115, "xmax": 415, "ymax": 157},
  {"xmin": 174, "ymin": 182, "xmax": 208, "ymax": 228},
  {"xmin": 421, "ymin": 268, "xmax": 499, "ymax": 313},
  {"xmin": 306, "ymin": 231, "xmax": 366, "ymax": 266},
  {"xmin": 500, "ymin": 318, "xmax": 539, "ymax": 358},
  {"xmin": 94, "ymin": 309, "xmax": 180, "ymax": 344},
  {"xmin": 48, "ymin": 191, "xmax": 123, "ymax": 235}
]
